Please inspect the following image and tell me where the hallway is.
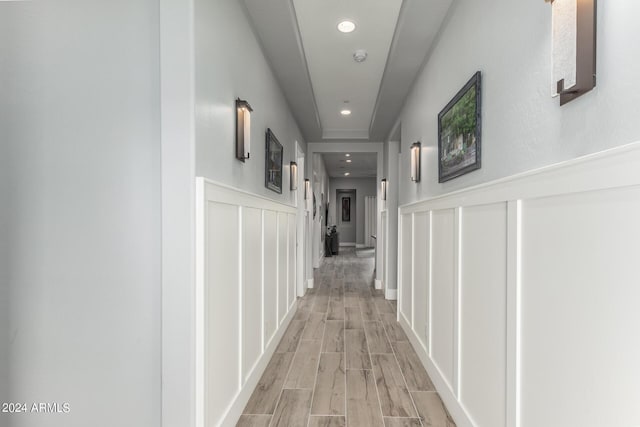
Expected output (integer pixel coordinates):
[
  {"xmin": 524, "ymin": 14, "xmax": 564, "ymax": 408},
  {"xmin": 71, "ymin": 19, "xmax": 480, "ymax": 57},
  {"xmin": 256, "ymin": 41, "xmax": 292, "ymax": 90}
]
[{"xmin": 238, "ymin": 248, "xmax": 455, "ymax": 427}]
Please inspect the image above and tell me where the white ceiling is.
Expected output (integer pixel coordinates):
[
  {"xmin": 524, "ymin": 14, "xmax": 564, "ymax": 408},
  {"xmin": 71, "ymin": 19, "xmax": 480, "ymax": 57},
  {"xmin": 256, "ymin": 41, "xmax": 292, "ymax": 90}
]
[
  {"xmin": 242, "ymin": 0, "xmax": 453, "ymax": 142},
  {"xmin": 293, "ymin": 0, "xmax": 402, "ymax": 140},
  {"xmin": 322, "ymin": 152, "xmax": 378, "ymax": 178}
]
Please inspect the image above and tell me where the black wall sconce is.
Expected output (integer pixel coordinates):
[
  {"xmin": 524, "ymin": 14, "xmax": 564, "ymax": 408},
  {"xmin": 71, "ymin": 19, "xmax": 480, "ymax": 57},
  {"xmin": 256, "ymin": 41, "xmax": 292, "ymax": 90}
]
[
  {"xmin": 236, "ymin": 98, "xmax": 252, "ymax": 161},
  {"xmin": 304, "ymin": 179, "xmax": 311, "ymax": 200},
  {"xmin": 290, "ymin": 162, "xmax": 298, "ymax": 191},
  {"xmin": 410, "ymin": 142, "xmax": 421, "ymax": 182},
  {"xmin": 381, "ymin": 179, "xmax": 387, "ymax": 201},
  {"xmin": 547, "ymin": 0, "xmax": 596, "ymax": 105}
]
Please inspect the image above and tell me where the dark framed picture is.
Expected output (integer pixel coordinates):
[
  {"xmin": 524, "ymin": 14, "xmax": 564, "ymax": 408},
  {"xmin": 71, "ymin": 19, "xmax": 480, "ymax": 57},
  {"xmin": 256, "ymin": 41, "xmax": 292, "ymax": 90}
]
[
  {"xmin": 438, "ymin": 71, "xmax": 482, "ymax": 182},
  {"xmin": 341, "ymin": 197, "xmax": 350, "ymax": 222},
  {"xmin": 265, "ymin": 128, "xmax": 283, "ymax": 193}
]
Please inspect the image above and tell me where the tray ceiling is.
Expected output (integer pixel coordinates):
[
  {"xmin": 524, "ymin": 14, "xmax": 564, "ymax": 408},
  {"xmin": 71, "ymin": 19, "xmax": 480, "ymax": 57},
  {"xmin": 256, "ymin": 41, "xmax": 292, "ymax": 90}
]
[{"xmin": 242, "ymin": 0, "xmax": 453, "ymax": 142}]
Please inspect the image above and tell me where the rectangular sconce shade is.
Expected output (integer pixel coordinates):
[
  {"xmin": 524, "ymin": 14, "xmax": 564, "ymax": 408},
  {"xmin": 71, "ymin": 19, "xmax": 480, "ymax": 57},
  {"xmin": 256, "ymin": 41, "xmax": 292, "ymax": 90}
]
[
  {"xmin": 381, "ymin": 179, "xmax": 387, "ymax": 201},
  {"xmin": 304, "ymin": 179, "xmax": 311, "ymax": 200},
  {"xmin": 290, "ymin": 162, "xmax": 298, "ymax": 191},
  {"xmin": 550, "ymin": 0, "xmax": 596, "ymax": 105},
  {"xmin": 236, "ymin": 99, "xmax": 252, "ymax": 161},
  {"xmin": 410, "ymin": 142, "xmax": 421, "ymax": 182}
]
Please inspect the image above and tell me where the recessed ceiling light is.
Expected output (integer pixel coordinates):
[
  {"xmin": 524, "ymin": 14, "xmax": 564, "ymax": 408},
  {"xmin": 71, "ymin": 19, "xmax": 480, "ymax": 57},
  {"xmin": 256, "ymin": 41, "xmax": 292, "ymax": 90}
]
[
  {"xmin": 346, "ymin": 159, "xmax": 352, "ymax": 163},
  {"xmin": 344, "ymin": 172, "xmax": 350, "ymax": 176},
  {"xmin": 345, "ymin": 154, "xmax": 350, "ymax": 157},
  {"xmin": 337, "ymin": 20, "xmax": 356, "ymax": 33},
  {"xmin": 340, "ymin": 109, "xmax": 351, "ymax": 116}
]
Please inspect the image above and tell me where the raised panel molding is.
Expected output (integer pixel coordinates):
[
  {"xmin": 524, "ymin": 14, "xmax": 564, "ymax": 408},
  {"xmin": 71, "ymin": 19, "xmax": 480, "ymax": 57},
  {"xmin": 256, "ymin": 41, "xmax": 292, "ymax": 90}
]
[
  {"xmin": 399, "ymin": 213, "xmax": 413, "ymax": 325},
  {"xmin": 288, "ymin": 214, "xmax": 296, "ymax": 310},
  {"xmin": 412, "ymin": 211, "xmax": 430, "ymax": 352},
  {"xmin": 264, "ymin": 210, "xmax": 278, "ymax": 345},
  {"xmin": 397, "ymin": 142, "xmax": 640, "ymax": 427},
  {"xmin": 204, "ymin": 201, "xmax": 240, "ymax": 424},
  {"xmin": 278, "ymin": 212, "xmax": 288, "ymax": 325},
  {"xmin": 520, "ymin": 187, "xmax": 640, "ymax": 427},
  {"xmin": 460, "ymin": 203, "xmax": 507, "ymax": 427},
  {"xmin": 242, "ymin": 207, "xmax": 263, "ymax": 385},
  {"xmin": 196, "ymin": 178, "xmax": 298, "ymax": 427},
  {"xmin": 430, "ymin": 209, "xmax": 456, "ymax": 392}
]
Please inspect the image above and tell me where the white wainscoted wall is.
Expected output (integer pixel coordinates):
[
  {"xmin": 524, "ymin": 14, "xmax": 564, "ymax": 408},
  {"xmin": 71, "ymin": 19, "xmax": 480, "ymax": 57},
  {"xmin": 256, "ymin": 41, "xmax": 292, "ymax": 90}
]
[
  {"xmin": 196, "ymin": 178, "xmax": 298, "ymax": 427},
  {"xmin": 397, "ymin": 142, "xmax": 640, "ymax": 427}
]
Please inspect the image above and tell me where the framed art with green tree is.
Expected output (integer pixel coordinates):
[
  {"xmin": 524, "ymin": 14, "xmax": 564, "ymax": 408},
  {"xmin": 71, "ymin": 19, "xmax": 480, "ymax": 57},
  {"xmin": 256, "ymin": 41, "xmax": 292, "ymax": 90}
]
[{"xmin": 438, "ymin": 71, "xmax": 482, "ymax": 182}]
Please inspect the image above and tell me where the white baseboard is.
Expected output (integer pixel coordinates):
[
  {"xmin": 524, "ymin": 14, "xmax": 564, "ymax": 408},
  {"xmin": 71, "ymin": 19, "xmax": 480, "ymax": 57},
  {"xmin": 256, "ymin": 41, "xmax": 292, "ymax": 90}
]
[
  {"xmin": 398, "ymin": 315, "xmax": 474, "ymax": 427},
  {"xmin": 221, "ymin": 301, "xmax": 298, "ymax": 427},
  {"xmin": 339, "ymin": 242, "xmax": 356, "ymax": 247},
  {"xmin": 356, "ymin": 243, "xmax": 366, "ymax": 248},
  {"xmin": 375, "ymin": 279, "xmax": 382, "ymax": 290},
  {"xmin": 307, "ymin": 278, "xmax": 314, "ymax": 289},
  {"xmin": 385, "ymin": 288, "xmax": 397, "ymax": 300}
]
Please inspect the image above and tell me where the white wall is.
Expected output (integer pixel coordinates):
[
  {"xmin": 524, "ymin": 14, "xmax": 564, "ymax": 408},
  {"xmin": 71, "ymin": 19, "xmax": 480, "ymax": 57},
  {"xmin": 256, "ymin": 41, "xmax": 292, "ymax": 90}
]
[
  {"xmin": 397, "ymin": 0, "xmax": 640, "ymax": 205},
  {"xmin": 160, "ymin": 0, "xmax": 197, "ymax": 423},
  {"xmin": 190, "ymin": 1, "xmax": 307, "ymax": 425},
  {"xmin": 1, "ymin": 1, "xmax": 161, "ymax": 426},
  {"xmin": 0, "ymin": 28, "xmax": 8, "ymax": 403},
  {"xmin": 196, "ymin": 180, "xmax": 298, "ymax": 427},
  {"xmin": 194, "ymin": 0, "xmax": 305, "ymax": 205},
  {"xmin": 311, "ymin": 153, "xmax": 329, "ymax": 267},
  {"xmin": 382, "ymin": 141, "xmax": 399, "ymax": 296},
  {"xmin": 398, "ymin": 143, "xmax": 640, "ymax": 427},
  {"xmin": 329, "ymin": 177, "xmax": 377, "ymax": 245}
]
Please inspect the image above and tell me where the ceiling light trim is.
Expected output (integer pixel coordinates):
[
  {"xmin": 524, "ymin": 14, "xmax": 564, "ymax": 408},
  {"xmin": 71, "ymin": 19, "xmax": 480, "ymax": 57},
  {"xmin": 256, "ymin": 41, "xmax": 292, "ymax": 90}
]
[{"xmin": 337, "ymin": 19, "xmax": 357, "ymax": 33}]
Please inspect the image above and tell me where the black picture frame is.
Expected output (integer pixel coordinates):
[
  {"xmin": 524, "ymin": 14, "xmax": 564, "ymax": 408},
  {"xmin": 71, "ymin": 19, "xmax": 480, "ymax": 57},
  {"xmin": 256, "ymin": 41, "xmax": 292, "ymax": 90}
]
[
  {"xmin": 342, "ymin": 197, "xmax": 350, "ymax": 222},
  {"xmin": 265, "ymin": 128, "xmax": 283, "ymax": 193},
  {"xmin": 438, "ymin": 71, "xmax": 482, "ymax": 182}
]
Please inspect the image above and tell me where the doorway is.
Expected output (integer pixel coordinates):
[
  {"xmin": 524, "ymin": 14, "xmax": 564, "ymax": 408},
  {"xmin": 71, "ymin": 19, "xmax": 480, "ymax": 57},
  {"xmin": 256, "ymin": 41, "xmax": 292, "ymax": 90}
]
[{"xmin": 336, "ymin": 189, "xmax": 356, "ymax": 245}]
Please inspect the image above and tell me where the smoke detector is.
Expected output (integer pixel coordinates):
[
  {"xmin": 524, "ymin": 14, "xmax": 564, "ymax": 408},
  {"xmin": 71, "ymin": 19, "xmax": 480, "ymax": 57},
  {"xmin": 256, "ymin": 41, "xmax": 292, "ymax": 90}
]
[{"xmin": 353, "ymin": 49, "xmax": 368, "ymax": 63}]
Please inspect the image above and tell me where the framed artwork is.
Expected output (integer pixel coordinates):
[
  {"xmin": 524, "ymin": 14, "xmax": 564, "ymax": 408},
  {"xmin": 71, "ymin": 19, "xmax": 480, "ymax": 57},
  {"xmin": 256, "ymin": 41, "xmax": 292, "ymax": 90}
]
[
  {"xmin": 265, "ymin": 128, "xmax": 283, "ymax": 193},
  {"xmin": 325, "ymin": 202, "xmax": 329, "ymax": 227},
  {"xmin": 341, "ymin": 197, "xmax": 351, "ymax": 222},
  {"xmin": 438, "ymin": 71, "xmax": 482, "ymax": 182}
]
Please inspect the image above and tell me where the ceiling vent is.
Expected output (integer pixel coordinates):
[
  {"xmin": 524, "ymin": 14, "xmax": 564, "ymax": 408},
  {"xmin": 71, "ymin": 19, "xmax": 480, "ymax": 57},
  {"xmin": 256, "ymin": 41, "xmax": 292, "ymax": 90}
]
[{"xmin": 353, "ymin": 49, "xmax": 368, "ymax": 63}]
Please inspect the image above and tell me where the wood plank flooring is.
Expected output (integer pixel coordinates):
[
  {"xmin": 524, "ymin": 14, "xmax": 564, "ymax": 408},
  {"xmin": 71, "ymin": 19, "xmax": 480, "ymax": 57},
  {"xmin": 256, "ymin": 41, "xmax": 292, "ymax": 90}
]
[{"xmin": 239, "ymin": 248, "xmax": 455, "ymax": 427}]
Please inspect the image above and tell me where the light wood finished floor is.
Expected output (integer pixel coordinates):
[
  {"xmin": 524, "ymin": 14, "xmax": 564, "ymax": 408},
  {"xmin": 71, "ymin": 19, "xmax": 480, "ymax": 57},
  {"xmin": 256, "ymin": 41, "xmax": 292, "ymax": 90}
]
[{"xmin": 238, "ymin": 248, "xmax": 456, "ymax": 427}]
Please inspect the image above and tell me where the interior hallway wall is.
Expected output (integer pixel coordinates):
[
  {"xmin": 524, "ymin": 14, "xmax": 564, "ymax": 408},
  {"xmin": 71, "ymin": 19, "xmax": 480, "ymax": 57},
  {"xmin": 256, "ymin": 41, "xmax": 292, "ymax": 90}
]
[
  {"xmin": 382, "ymin": 141, "xmax": 399, "ymax": 296},
  {"xmin": 329, "ymin": 177, "xmax": 377, "ymax": 246},
  {"xmin": 192, "ymin": 0, "xmax": 309, "ymax": 423},
  {"xmin": 0, "ymin": 35, "xmax": 8, "ymax": 403},
  {"xmin": 194, "ymin": 0, "xmax": 305, "ymax": 205},
  {"xmin": 312, "ymin": 154, "xmax": 329, "ymax": 267},
  {"xmin": 0, "ymin": 1, "xmax": 161, "ymax": 426},
  {"xmin": 397, "ymin": 0, "xmax": 640, "ymax": 205}
]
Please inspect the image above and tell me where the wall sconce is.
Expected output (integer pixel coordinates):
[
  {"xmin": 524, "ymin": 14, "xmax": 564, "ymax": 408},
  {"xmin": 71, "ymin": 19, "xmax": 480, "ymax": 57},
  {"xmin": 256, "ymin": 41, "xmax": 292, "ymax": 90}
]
[
  {"xmin": 235, "ymin": 98, "xmax": 252, "ymax": 161},
  {"xmin": 290, "ymin": 162, "xmax": 298, "ymax": 191},
  {"xmin": 304, "ymin": 179, "xmax": 311, "ymax": 200},
  {"xmin": 381, "ymin": 179, "xmax": 387, "ymax": 201},
  {"xmin": 548, "ymin": 0, "xmax": 596, "ymax": 105},
  {"xmin": 410, "ymin": 142, "xmax": 421, "ymax": 182}
]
